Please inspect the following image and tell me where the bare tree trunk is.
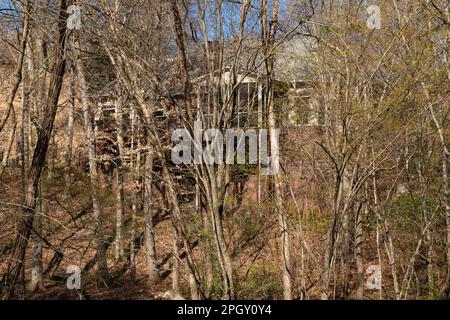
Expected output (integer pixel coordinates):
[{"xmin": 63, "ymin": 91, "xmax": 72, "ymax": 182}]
[
  {"xmin": 417, "ymin": 159, "xmax": 434, "ymax": 294},
  {"xmin": 129, "ymin": 110, "xmax": 138, "ymax": 282},
  {"xmin": 375, "ymin": 219, "xmax": 383, "ymax": 300},
  {"xmin": 0, "ymin": 121, "xmax": 17, "ymax": 178},
  {"xmin": 130, "ymin": 185, "xmax": 137, "ymax": 282},
  {"xmin": 30, "ymin": 187, "xmax": 43, "ymax": 292},
  {"xmin": 46, "ymin": 136, "xmax": 56, "ymax": 181},
  {"xmin": 161, "ymin": 159, "xmax": 202, "ymax": 298},
  {"xmin": 114, "ymin": 99, "xmax": 125, "ymax": 261},
  {"xmin": 267, "ymin": 116, "xmax": 292, "ymax": 300},
  {"xmin": 143, "ymin": 142, "xmax": 159, "ymax": 284},
  {"xmin": 373, "ymin": 169, "xmax": 400, "ymax": 299},
  {"xmin": 213, "ymin": 204, "xmax": 234, "ymax": 298},
  {"xmin": 440, "ymin": 147, "xmax": 449, "ymax": 295},
  {"xmin": 261, "ymin": 0, "xmax": 292, "ymax": 300},
  {"xmin": 64, "ymin": 64, "xmax": 76, "ymax": 194},
  {"xmin": 0, "ymin": 1, "xmax": 30, "ymax": 134},
  {"xmin": 172, "ymin": 230, "xmax": 180, "ymax": 295},
  {"xmin": 19, "ymin": 48, "xmax": 31, "ymax": 198},
  {"xmin": 1, "ymin": 0, "xmax": 71, "ymax": 299},
  {"xmin": 422, "ymin": 86, "xmax": 450, "ymax": 296},
  {"xmin": 273, "ymin": 162, "xmax": 292, "ymax": 300},
  {"xmin": 355, "ymin": 202, "xmax": 364, "ymax": 299},
  {"xmin": 169, "ymin": 0, "xmax": 194, "ymax": 123},
  {"xmin": 74, "ymin": 37, "xmax": 111, "ymax": 285},
  {"xmin": 0, "ymin": 0, "xmax": 30, "ymax": 178},
  {"xmin": 441, "ymin": 149, "xmax": 450, "ymax": 293},
  {"xmin": 198, "ymin": 179, "xmax": 213, "ymax": 298},
  {"xmin": 189, "ymin": 271, "xmax": 200, "ymax": 300}
]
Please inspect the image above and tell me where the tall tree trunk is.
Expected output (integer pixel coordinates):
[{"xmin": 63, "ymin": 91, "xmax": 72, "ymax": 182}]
[
  {"xmin": 129, "ymin": 109, "xmax": 138, "ymax": 282},
  {"xmin": 441, "ymin": 147, "xmax": 449, "ymax": 295},
  {"xmin": 262, "ymin": 0, "xmax": 292, "ymax": 300},
  {"xmin": 373, "ymin": 169, "xmax": 400, "ymax": 299},
  {"xmin": 74, "ymin": 37, "xmax": 111, "ymax": 285},
  {"xmin": 198, "ymin": 179, "xmax": 213, "ymax": 298},
  {"xmin": 0, "ymin": 121, "xmax": 17, "ymax": 178},
  {"xmin": 130, "ymin": 185, "xmax": 137, "ymax": 283},
  {"xmin": 1, "ymin": 0, "xmax": 71, "ymax": 299},
  {"xmin": 30, "ymin": 187, "xmax": 44, "ymax": 292},
  {"xmin": 114, "ymin": 99, "xmax": 125, "ymax": 261},
  {"xmin": 421, "ymin": 83, "xmax": 448, "ymax": 295},
  {"xmin": 207, "ymin": 192, "xmax": 234, "ymax": 299},
  {"xmin": 19, "ymin": 43, "xmax": 30, "ymax": 199},
  {"xmin": 172, "ymin": 229, "xmax": 180, "ymax": 295},
  {"xmin": 143, "ymin": 142, "xmax": 159, "ymax": 284},
  {"xmin": 355, "ymin": 202, "xmax": 364, "ymax": 299},
  {"xmin": 417, "ymin": 160, "xmax": 434, "ymax": 294},
  {"xmin": 375, "ymin": 219, "xmax": 383, "ymax": 300},
  {"xmin": 64, "ymin": 64, "xmax": 76, "ymax": 195}
]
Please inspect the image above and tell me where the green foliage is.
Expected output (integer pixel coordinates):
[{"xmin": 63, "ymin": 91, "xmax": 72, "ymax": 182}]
[
  {"xmin": 273, "ymin": 82, "xmax": 290, "ymax": 110},
  {"xmin": 237, "ymin": 264, "xmax": 283, "ymax": 299},
  {"xmin": 231, "ymin": 163, "xmax": 258, "ymax": 180},
  {"xmin": 320, "ymin": 25, "xmax": 341, "ymax": 34},
  {"xmin": 390, "ymin": 188, "xmax": 442, "ymax": 232},
  {"xmin": 303, "ymin": 209, "xmax": 330, "ymax": 233},
  {"xmin": 390, "ymin": 192, "xmax": 419, "ymax": 230}
]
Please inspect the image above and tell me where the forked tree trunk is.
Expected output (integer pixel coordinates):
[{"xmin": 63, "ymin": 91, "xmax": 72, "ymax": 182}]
[{"xmin": 204, "ymin": 176, "xmax": 235, "ymax": 299}]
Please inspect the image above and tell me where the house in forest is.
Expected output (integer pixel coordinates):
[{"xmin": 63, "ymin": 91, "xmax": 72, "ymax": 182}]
[{"xmin": 54, "ymin": 35, "xmax": 319, "ymax": 205}]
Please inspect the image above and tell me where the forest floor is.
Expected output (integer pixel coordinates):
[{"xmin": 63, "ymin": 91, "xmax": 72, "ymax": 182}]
[{"xmin": 27, "ymin": 276, "xmax": 172, "ymax": 300}]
